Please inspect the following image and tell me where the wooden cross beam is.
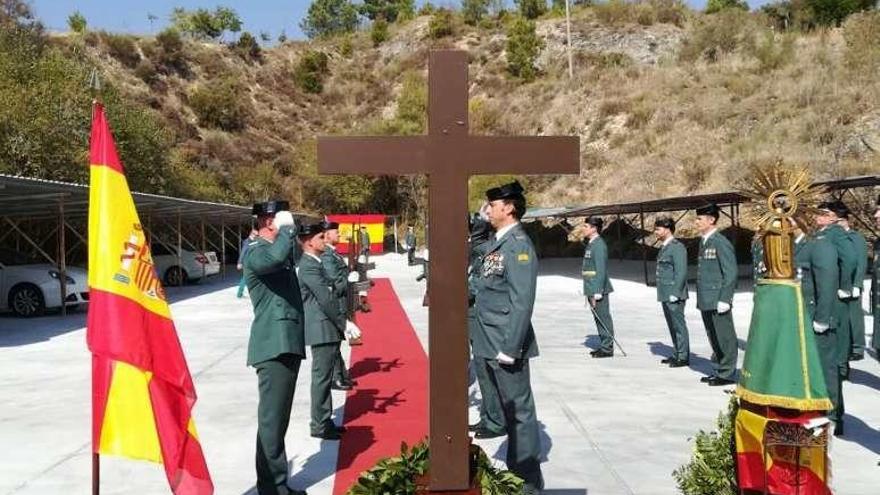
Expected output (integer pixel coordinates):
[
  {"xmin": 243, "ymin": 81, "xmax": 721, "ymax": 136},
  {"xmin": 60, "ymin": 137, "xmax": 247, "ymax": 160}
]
[{"xmin": 318, "ymin": 50, "xmax": 579, "ymax": 491}]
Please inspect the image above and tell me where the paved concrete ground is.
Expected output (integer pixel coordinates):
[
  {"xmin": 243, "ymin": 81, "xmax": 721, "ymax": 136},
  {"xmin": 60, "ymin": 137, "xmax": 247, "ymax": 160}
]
[{"xmin": 1, "ymin": 254, "xmax": 878, "ymax": 494}]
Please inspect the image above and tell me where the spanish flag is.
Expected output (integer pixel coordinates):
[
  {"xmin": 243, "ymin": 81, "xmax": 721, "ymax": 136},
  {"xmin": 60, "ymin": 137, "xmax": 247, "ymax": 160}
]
[{"xmin": 87, "ymin": 102, "xmax": 213, "ymax": 494}]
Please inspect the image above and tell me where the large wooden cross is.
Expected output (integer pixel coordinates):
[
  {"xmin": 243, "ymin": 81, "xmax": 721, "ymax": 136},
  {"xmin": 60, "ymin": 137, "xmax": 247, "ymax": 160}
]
[{"xmin": 318, "ymin": 50, "xmax": 579, "ymax": 491}]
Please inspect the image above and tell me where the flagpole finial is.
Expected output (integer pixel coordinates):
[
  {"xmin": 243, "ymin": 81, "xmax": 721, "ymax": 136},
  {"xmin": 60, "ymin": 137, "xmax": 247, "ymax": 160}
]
[{"xmin": 89, "ymin": 69, "xmax": 103, "ymax": 101}]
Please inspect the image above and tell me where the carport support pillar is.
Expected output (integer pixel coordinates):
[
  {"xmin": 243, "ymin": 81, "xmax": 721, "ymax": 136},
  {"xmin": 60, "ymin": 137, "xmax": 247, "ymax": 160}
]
[
  {"xmin": 221, "ymin": 218, "xmax": 227, "ymax": 280},
  {"xmin": 92, "ymin": 452, "xmax": 100, "ymax": 495},
  {"xmin": 393, "ymin": 216, "xmax": 399, "ymax": 254},
  {"xmin": 616, "ymin": 213, "xmax": 623, "ymax": 261},
  {"xmin": 640, "ymin": 207, "xmax": 648, "ymax": 286},
  {"xmin": 58, "ymin": 198, "xmax": 68, "ymax": 316},
  {"xmin": 177, "ymin": 210, "xmax": 183, "ymax": 287}
]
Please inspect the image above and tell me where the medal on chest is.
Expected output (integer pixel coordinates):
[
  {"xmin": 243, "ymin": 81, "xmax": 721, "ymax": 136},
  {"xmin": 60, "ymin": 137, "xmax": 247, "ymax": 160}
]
[{"xmin": 482, "ymin": 252, "xmax": 505, "ymax": 278}]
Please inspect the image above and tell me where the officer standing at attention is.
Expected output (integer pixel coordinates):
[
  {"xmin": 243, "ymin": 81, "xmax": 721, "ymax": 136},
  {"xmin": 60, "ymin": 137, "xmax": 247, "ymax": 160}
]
[
  {"xmin": 582, "ymin": 216, "xmax": 615, "ymax": 358},
  {"xmin": 694, "ymin": 204, "xmax": 738, "ymax": 386},
  {"xmin": 872, "ymin": 196, "xmax": 880, "ymax": 358},
  {"xmin": 840, "ymin": 213, "xmax": 868, "ymax": 362},
  {"xmin": 297, "ymin": 222, "xmax": 346, "ymax": 441},
  {"xmin": 472, "ymin": 181, "xmax": 544, "ymax": 495},
  {"xmin": 405, "ymin": 226, "xmax": 417, "ymax": 265},
  {"xmin": 320, "ymin": 221, "xmax": 358, "ymax": 391},
  {"xmin": 359, "ymin": 225, "xmax": 371, "ymax": 265},
  {"xmin": 654, "ymin": 217, "xmax": 690, "ymax": 367},
  {"xmin": 816, "ymin": 200, "xmax": 858, "ymax": 435},
  {"xmin": 468, "ymin": 206, "xmax": 506, "ymax": 439},
  {"xmin": 243, "ymin": 200, "xmax": 307, "ymax": 495}
]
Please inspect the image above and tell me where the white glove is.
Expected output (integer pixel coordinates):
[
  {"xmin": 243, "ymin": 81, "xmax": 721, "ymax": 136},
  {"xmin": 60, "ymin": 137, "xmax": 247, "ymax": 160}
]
[
  {"xmin": 422, "ymin": 249, "xmax": 429, "ymax": 261},
  {"xmin": 345, "ymin": 320, "xmax": 362, "ymax": 339},
  {"xmin": 272, "ymin": 210, "xmax": 295, "ymax": 229},
  {"xmin": 669, "ymin": 295, "xmax": 679, "ymax": 303},
  {"xmin": 852, "ymin": 287, "xmax": 861, "ymax": 298},
  {"xmin": 717, "ymin": 302, "xmax": 731, "ymax": 314},
  {"xmin": 357, "ymin": 254, "xmax": 367, "ymax": 263},
  {"xmin": 812, "ymin": 321, "xmax": 829, "ymax": 333},
  {"xmin": 593, "ymin": 293, "xmax": 603, "ymax": 301},
  {"xmin": 347, "ymin": 271, "xmax": 359, "ymax": 283},
  {"xmin": 496, "ymin": 351, "xmax": 515, "ymax": 365},
  {"xmin": 837, "ymin": 289, "xmax": 851, "ymax": 300}
]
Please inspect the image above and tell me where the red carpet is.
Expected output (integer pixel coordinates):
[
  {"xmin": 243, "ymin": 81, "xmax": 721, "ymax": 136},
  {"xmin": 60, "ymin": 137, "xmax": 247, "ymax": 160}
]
[{"xmin": 332, "ymin": 278, "xmax": 428, "ymax": 495}]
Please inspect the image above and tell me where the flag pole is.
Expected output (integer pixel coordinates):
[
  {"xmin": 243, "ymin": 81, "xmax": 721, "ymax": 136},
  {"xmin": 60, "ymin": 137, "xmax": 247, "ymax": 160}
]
[{"xmin": 89, "ymin": 68, "xmax": 102, "ymax": 495}]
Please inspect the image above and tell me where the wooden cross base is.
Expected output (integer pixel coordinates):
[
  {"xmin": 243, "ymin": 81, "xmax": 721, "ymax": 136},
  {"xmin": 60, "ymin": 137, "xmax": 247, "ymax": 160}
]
[{"xmin": 414, "ymin": 443, "xmax": 482, "ymax": 494}]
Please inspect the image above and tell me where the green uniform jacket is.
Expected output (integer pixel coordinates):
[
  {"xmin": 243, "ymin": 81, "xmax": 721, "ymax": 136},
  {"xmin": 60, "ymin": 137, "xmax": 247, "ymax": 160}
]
[
  {"xmin": 582, "ymin": 236, "xmax": 613, "ymax": 296},
  {"xmin": 244, "ymin": 227, "xmax": 306, "ymax": 366},
  {"xmin": 696, "ymin": 230, "xmax": 737, "ymax": 311},
  {"xmin": 873, "ymin": 239, "xmax": 880, "ymax": 316},
  {"xmin": 359, "ymin": 231, "xmax": 371, "ymax": 250},
  {"xmin": 822, "ymin": 224, "xmax": 857, "ymax": 293},
  {"xmin": 472, "ymin": 223, "xmax": 539, "ymax": 360},
  {"xmin": 794, "ymin": 236, "xmax": 814, "ymax": 308},
  {"xmin": 405, "ymin": 231, "xmax": 416, "ymax": 249},
  {"xmin": 321, "ymin": 245, "xmax": 349, "ymax": 327},
  {"xmin": 846, "ymin": 229, "xmax": 868, "ymax": 291},
  {"xmin": 804, "ymin": 233, "xmax": 839, "ymax": 327},
  {"xmin": 298, "ymin": 253, "xmax": 343, "ymax": 346},
  {"xmin": 656, "ymin": 238, "xmax": 689, "ymax": 302}
]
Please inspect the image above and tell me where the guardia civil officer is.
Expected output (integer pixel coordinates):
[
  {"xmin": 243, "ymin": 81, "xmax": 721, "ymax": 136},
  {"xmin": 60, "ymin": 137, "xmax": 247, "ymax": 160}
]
[
  {"xmin": 694, "ymin": 204, "xmax": 738, "ymax": 386},
  {"xmin": 468, "ymin": 205, "xmax": 506, "ymax": 439},
  {"xmin": 243, "ymin": 200, "xmax": 307, "ymax": 495},
  {"xmin": 405, "ymin": 226, "xmax": 417, "ymax": 265},
  {"xmin": 472, "ymin": 181, "xmax": 544, "ymax": 495},
  {"xmin": 654, "ymin": 217, "xmax": 690, "ymax": 366},
  {"xmin": 582, "ymin": 216, "xmax": 615, "ymax": 358},
  {"xmin": 872, "ymin": 196, "xmax": 880, "ymax": 357},
  {"xmin": 320, "ymin": 221, "xmax": 359, "ymax": 391},
  {"xmin": 358, "ymin": 225, "xmax": 371, "ymax": 265},
  {"xmin": 297, "ymin": 222, "xmax": 346, "ymax": 440},
  {"xmin": 840, "ymin": 214, "xmax": 868, "ymax": 362}
]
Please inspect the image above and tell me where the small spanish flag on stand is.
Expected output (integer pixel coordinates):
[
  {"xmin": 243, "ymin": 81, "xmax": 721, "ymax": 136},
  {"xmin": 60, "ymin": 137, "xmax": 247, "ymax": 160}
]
[{"xmin": 87, "ymin": 101, "xmax": 213, "ymax": 494}]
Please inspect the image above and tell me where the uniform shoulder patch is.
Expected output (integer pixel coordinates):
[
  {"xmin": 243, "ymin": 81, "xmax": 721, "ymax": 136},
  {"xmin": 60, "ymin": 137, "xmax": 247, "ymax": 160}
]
[{"xmin": 517, "ymin": 253, "xmax": 530, "ymax": 263}]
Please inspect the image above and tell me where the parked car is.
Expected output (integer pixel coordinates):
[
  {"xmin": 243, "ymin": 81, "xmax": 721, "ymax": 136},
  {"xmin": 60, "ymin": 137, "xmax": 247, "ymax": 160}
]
[
  {"xmin": 150, "ymin": 244, "xmax": 220, "ymax": 286},
  {"xmin": 0, "ymin": 248, "xmax": 89, "ymax": 317}
]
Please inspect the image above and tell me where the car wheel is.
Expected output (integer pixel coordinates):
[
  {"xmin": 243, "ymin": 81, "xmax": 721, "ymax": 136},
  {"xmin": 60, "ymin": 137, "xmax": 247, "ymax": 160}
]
[
  {"xmin": 163, "ymin": 266, "xmax": 188, "ymax": 287},
  {"xmin": 9, "ymin": 284, "xmax": 45, "ymax": 317}
]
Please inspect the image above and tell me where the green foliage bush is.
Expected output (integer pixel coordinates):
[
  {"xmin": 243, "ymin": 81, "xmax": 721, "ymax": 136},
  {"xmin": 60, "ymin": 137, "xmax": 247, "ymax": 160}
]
[
  {"xmin": 346, "ymin": 441, "xmax": 523, "ymax": 495},
  {"xmin": 842, "ymin": 10, "xmax": 880, "ymax": 73},
  {"xmin": 516, "ymin": 0, "xmax": 547, "ymax": 19},
  {"xmin": 429, "ymin": 9, "xmax": 456, "ymax": 39},
  {"xmin": 360, "ymin": 0, "xmax": 410, "ymax": 22},
  {"xmin": 102, "ymin": 33, "xmax": 140, "ymax": 68},
  {"xmin": 154, "ymin": 28, "xmax": 188, "ymax": 76},
  {"xmin": 463, "ymin": 0, "xmax": 491, "ymax": 25},
  {"xmin": 749, "ymin": 31, "xmax": 795, "ymax": 72},
  {"xmin": 170, "ymin": 6, "xmax": 242, "ymax": 40},
  {"xmin": 806, "ymin": 0, "xmax": 874, "ymax": 26},
  {"xmin": 594, "ymin": 0, "xmax": 687, "ymax": 27},
  {"xmin": 67, "ymin": 11, "xmax": 87, "ymax": 33},
  {"xmin": 506, "ymin": 16, "xmax": 544, "ymax": 81},
  {"xmin": 705, "ymin": 0, "xmax": 749, "ymax": 14},
  {"xmin": 672, "ymin": 396, "xmax": 738, "ymax": 495},
  {"xmin": 371, "ymin": 18, "xmax": 390, "ymax": 46},
  {"xmin": 301, "ymin": 0, "xmax": 360, "ymax": 39},
  {"xmin": 231, "ymin": 31, "xmax": 262, "ymax": 63},
  {"xmin": 294, "ymin": 50, "xmax": 331, "ymax": 94},
  {"xmin": 678, "ymin": 8, "xmax": 757, "ymax": 62},
  {"xmin": 189, "ymin": 77, "xmax": 251, "ymax": 131}
]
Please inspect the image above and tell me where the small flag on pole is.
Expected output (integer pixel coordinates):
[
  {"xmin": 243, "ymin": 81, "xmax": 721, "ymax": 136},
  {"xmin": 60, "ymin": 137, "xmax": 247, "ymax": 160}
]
[{"xmin": 87, "ymin": 102, "xmax": 213, "ymax": 494}]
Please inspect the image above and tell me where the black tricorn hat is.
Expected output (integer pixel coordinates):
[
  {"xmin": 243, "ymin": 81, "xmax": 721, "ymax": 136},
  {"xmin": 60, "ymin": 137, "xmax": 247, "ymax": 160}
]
[
  {"xmin": 655, "ymin": 217, "xmax": 676, "ymax": 231},
  {"xmin": 585, "ymin": 216, "xmax": 604, "ymax": 230},
  {"xmin": 297, "ymin": 222, "xmax": 325, "ymax": 237},
  {"xmin": 252, "ymin": 200, "xmax": 290, "ymax": 216},
  {"xmin": 486, "ymin": 180, "xmax": 525, "ymax": 201},
  {"xmin": 818, "ymin": 199, "xmax": 850, "ymax": 218},
  {"xmin": 322, "ymin": 220, "xmax": 340, "ymax": 230},
  {"xmin": 876, "ymin": 194, "xmax": 880, "ymax": 208},
  {"xmin": 695, "ymin": 203, "xmax": 720, "ymax": 219}
]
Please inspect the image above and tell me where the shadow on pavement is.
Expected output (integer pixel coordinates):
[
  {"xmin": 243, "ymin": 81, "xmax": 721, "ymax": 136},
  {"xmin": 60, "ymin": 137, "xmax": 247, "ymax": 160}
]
[
  {"xmin": 850, "ymin": 367, "xmax": 880, "ymax": 393},
  {"xmin": 840, "ymin": 413, "xmax": 880, "ymax": 456},
  {"xmin": 0, "ymin": 275, "xmax": 238, "ymax": 347},
  {"xmin": 647, "ymin": 341, "xmax": 715, "ymax": 377}
]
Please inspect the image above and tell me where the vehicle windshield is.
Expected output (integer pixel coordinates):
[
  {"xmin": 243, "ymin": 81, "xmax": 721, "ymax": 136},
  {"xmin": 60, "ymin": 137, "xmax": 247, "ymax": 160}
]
[{"xmin": 0, "ymin": 248, "xmax": 43, "ymax": 266}]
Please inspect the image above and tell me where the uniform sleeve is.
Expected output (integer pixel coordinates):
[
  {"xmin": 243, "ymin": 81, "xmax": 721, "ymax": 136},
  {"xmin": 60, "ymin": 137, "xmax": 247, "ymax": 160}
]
[
  {"xmin": 853, "ymin": 234, "xmax": 868, "ymax": 289},
  {"xmin": 581, "ymin": 243, "xmax": 593, "ymax": 296},
  {"xmin": 811, "ymin": 240, "xmax": 839, "ymax": 327},
  {"xmin": 244, "ymin": 228, "xmax": 294, "ymax": 275},
  {"xmin": 321, "ymin": 252, "xmax": 347, "ymax": 296},
  {"xmin": 301, "ymin": 262, "xmax": 342, "ymax": 327},
  {"xmin": 717, "ymin": 236, "xmax": 738, "ymax": 304},
  {"xmin": 501, "ymin": 242, "xmax": 538, "ymax": 358},
  {"xmin": 594, "ymin": 240, "xmax": 609, "ymax": 296},
  {"xmin": 673, "ymin": 243, "xmax": 689, "ymax": 297},
  {"xmin": 835, "ymin": 234, "xmax": 857, "ymax": 292}
]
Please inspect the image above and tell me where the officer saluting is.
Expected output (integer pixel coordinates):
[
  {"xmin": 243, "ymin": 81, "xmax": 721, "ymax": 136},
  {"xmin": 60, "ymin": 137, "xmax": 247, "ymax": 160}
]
[
  {"xmin": 694, "ymin": 203, "xmax": 738, "ymax": 386},
  {"xmin": 472, "ymin": 180, "xmax": 544, "ymax": 495},
  {"xmin": 297, "ymin": 222, "xmax": 346, "ymax": 440},
  {"xmin": 243, "ymin": 200, "xmax": 307, "ymax": 495},
  {"xmin": 654, "ymin": 217, "xmax": 690, "ymax": 367}
]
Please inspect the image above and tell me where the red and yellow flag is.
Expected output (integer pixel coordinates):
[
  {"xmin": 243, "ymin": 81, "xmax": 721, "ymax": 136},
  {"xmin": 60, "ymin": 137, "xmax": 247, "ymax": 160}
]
[{"xmin": 87, "ymin": 102, "xmax": 213, "ymax": 494}]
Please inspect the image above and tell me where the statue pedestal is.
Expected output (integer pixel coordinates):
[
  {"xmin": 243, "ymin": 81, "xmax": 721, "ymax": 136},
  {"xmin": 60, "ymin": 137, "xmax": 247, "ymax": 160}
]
[{"xmin": 414, "ymin": 444, "xmax": 482, "ymax": 494}]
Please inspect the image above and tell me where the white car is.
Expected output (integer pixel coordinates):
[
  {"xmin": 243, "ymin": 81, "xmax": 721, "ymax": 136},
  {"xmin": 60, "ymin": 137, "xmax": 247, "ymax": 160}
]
[
  {"xmin": 0, "ymin": 248, "xmax": 89, "ymax": 317},
  {"xmin": 150, "ymin": 244, "xmax": 220, "ymax": 286}
]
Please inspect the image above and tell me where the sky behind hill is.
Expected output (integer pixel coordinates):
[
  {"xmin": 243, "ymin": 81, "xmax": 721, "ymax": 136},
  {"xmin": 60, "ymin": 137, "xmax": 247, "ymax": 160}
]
[{"xmin": 31, "ymin": 1, "xmax": 767, "ymax": 41}]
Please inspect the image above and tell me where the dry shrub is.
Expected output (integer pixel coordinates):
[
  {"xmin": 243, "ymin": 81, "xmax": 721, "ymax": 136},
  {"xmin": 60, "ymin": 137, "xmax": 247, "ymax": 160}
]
[
  {"xmin": 593, "ymin": 0, "xmax": 688, "ymax": 27},
  {"xmin": 842, "ymin": 10, "xmax": 880, "ymax": 75},
  {"xmin": 102, "ymin": 32, "xmax": 140, "ymax": 68},
  {"xmin": 678, "ymin": 9, "xmax": 758, "ymax": 62}
]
